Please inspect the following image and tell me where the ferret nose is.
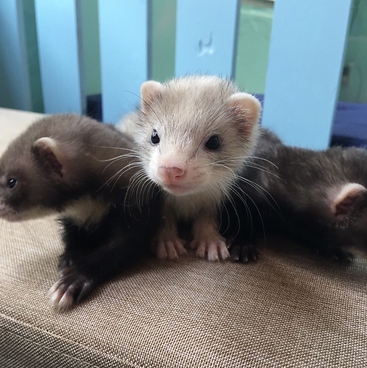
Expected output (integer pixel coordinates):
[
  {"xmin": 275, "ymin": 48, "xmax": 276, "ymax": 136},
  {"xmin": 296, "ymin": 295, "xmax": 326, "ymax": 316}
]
[{"xmin": 158, "ymin": 166, "xmax": 186, "ymax": 183}]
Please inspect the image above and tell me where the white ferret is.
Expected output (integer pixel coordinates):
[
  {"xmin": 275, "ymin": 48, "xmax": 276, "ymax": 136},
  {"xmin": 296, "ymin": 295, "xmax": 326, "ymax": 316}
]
[{"xmin": 119, "ymin": 76, "xmax": 261, "ymax": 261}]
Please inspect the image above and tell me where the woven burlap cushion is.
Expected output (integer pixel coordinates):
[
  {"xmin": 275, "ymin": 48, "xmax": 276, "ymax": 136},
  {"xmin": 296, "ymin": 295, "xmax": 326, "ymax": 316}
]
[{"xmin": 1, "ymin": 216, "xmax": 366, "ymax": 368}]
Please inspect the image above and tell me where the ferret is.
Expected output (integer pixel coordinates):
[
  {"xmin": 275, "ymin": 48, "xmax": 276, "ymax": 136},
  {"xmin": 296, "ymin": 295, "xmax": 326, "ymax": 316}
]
[
  {"xmin": 118, "ymin": 76, "xmax": 261, "ymax": 261},
  {"xmin": 0, "ymin": 114, "xmax": 161, "ymax": 310},
  {"xmin": 225, "ymin": 128, "xmax": 367, "ymax": 262}
]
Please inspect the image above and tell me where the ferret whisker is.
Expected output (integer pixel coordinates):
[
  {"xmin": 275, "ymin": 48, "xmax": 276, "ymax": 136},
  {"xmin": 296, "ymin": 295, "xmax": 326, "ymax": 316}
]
[
  {"xmin": 225, "ymin": 186, "xmax": 247, "ymax": 239},
  {"xmin": 223, "ymin": 188, "xmax": 244, "ymax": 238},
  {"xmin": 124, "ymin": 173, "xmax": 143, "ymax": 212},
  {"xmin": 99, "ymin": 170, "xmax": 126, "ymax": 192},
  {"xmin": 229, "ymin": 183, "xmax": 249, "ymax": 211},
  {"xmin": 144, "ymin": 177, "xmax": 157, "ymax": 203},
  {"xmin": 211, "ymin": 162, "xmax": 237, "ymax": 180},
  {"xmin": 236, "ymin": 176, "xmax": 282, "ymax": 216},
  {"xmin": 98, "ymin": 153, "xmax": 141, "ymax": 164},
  {"xmin": 232, "ymin": 183, "xmax": 267, "ymax": 243},
  {"xmin": 243, "ymin": 163, "xmax": 284, "ymax": 182},
  {"xmin": 143, "ymin": 178, "xmax": 157, "ymax": 206},
  {"xmin": 124, "ymin": 178, "xmax": 139, "ymax": 210},
  {"xmin": 87, "ymin": 144, "xmax": 137, "ymax": 153},
  {"xmin": 127, "ymin": 170, "xmax": 150, "ymax": 209},
  {"xmin": 219, "ymin": 198, "xmax": 231, "ymax": 235},
  {"xmin": 136, "ymin": 176, "xmax": 150, "ymax": 209},
  {"xmin": 207, "ymin": 156, "xmax": 244, "ymax": 164},
  {"xmin": 101, "ymin": 162, "xmax": 142, "ymax": 190},
  {"xmin": 249, "ymin": 155, "xmax": 279, "ymax": 168},
  {"xmin": 98, "ymin": 170, "xmax": 125, "ymax": 191},
  {"xmin": 207, "ymin": 157, "xmax": 281, "ymax": 181},
  {"xmin": 101, "ymin": 157, "xmax": 140, "ymax": 174}
]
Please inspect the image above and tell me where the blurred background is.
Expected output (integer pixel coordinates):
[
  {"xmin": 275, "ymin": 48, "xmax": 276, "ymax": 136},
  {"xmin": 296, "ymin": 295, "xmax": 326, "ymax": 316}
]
[{"xmin": 0, "ymin": 0, "xmax": 365, "ymax": 148}]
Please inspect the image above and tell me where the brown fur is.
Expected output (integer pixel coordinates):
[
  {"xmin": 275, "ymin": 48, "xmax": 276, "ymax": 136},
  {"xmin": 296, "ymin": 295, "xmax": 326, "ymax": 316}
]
[
  {"xmin": 226, "ymin": 129, "xmax": 367, "ymax": 262},
  {"xmin": 0, "ymin": 114, "xmax": 161, "ymax": 309},
  {"xmin": 0, "ymin": 114, "xmax": 138, "ymax": 221}
]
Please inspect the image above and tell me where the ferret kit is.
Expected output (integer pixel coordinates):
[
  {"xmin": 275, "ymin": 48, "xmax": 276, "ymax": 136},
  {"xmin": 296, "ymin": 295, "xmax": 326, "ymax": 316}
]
[
  {"xmin": 227, "ymin": 129, "xmax": 367, "ymax": 263},
  {"xmin": 0, "ymin": 114, "xmax": 161, "ymax": 310},
  {"xmin": 3, "ymin": 76, "xmax": 366, "ymax": 313},
  {"xmin": 118, "ymin": 75, "xmax": 262, "ymax": 262},
  {"xmin": 120, "ymin": 75, "xmax": 367, "ymax": 265}
]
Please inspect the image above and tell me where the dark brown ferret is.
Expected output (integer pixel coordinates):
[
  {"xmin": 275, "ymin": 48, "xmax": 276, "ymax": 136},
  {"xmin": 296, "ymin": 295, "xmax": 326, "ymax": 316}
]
[
  {"xmin": 224, "ymin": 129, "xmax": 367, "ymax": 262},
  {"xmin": 0, "ymin": 114, "xmax": 161, "ymax": 310}
]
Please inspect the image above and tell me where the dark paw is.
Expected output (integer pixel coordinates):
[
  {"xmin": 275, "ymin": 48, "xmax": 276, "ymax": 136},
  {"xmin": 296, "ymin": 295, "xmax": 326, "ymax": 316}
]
[
  {"xmin": 57, "ymin": 254, "xmax": 74, "ymax": 275},
  {"xmin": 317, "ymin": 247, "xmax": 354, "ymax": 263},
  {"xmin": 229, "ymin": 243, "xmax": 260, "ymax": 263},
  {"xmin": 49, "ymin": 268, "xmax": 95, "ymax": 310}
]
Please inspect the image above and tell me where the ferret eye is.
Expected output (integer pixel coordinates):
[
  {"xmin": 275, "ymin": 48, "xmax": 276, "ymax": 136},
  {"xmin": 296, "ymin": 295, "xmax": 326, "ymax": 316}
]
[
  {"xmin": 7, "ymin": 178, "xmax": 17, "ymax": 189},
  {"xmin": 151, "ymin": 130, "xmax": 160, "ymax": 145},
  {"xmin": 205, "ymin": 135, "xmax": 221, "ymax": 150}
]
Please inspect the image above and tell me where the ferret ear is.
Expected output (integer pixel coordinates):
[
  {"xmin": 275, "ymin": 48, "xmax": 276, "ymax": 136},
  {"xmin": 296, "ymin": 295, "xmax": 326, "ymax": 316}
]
[
  {"xmin": 227, "ymin": 93, "xmax": 261, "ymax": 136},
  {"xmin": 140, "ymin": 81, "xmax": 165, "ymax": 114},
  {"xmin": 331, "ymin": 183, "xmax": 367, "ymax": 219},
  {"xmin": 32, "ymin": 137, "xmax": 64, "ymax": 178}
]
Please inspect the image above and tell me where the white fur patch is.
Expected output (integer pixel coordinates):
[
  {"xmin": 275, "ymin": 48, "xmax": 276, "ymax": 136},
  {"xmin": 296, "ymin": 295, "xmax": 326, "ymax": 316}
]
[{"xmin": 64, "ymin": 196, "xmax": 110, "ymax": 226}]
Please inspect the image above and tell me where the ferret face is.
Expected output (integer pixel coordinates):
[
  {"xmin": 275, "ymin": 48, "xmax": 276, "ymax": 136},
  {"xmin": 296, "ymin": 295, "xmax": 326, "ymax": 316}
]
[
  {"xmin": 0, "ymin": 153, "xmax": 50, "ymax": 221},
  {"xmin": 0, "ymin": 135, "xmax": 69, "ymax": 221},
  {"xmin": 135, "ymin": 76, "xmax": 261, "ymax": 197},
  {"xmin": 0, "ymin": 164, "xmax": 23, "ymax": 220}
]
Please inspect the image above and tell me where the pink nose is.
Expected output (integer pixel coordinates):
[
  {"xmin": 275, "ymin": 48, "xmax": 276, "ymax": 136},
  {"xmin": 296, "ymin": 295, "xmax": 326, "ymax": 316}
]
[{"xmin": 158, "ymin": 166, "xmax": 186, "ymax": 183}]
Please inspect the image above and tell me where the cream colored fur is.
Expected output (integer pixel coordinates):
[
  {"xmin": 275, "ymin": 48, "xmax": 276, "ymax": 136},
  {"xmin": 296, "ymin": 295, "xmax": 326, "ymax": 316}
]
[{"xmin": 118, "ymin": 76, "xmax": 262, "ymax": 261}]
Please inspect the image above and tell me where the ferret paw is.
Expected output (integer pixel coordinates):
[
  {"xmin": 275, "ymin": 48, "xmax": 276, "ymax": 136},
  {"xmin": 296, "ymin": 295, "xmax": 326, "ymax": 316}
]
[
  {"xmin": 229, "ymin": 243, "xmax": 260, "ymax": 263},
  {"xmin": 57, "ymin": 255, "xmax": 74, "ymax": 276},
  {"xmin": 193, "ymin": 239, "xmax": 230, "ymax": 261},
  {"xmin": 156, "ymin": 239, "xmax": 187, "ymax": 260},
  {"xmin": 49, "ymin": 269, "xmax": 94, "ymax": 311},
  {"xmin": 317, "ymin": 247, "xmax": 354, "ymax": 263}
]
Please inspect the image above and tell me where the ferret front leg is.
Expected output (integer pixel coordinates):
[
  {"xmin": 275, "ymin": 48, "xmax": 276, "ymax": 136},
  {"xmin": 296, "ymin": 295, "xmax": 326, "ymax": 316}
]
[
  {"xmin": 154, "ymin": 215, "xmax": 187, "ymax": 260},
  {"xmin": 228, "ymin": 240, "xmax": 260, "ymax": 263},
  {"xmin": 50, "ymin": 249, "xmax": 109, "ymax": 311},
  {"xmin": 50, "ymin": 214, "xmax": 150, "ymax": 310},
  {"xmin": 191, "ymin": 216, "xmax": 230, "ymax": 261},
  {"xmin": 49, "ymin": 236, "xmax": 143, "ymax": 310},
  {"xmin": 49, "ymin": 266, "xmax": 94, "ymax": 310}
]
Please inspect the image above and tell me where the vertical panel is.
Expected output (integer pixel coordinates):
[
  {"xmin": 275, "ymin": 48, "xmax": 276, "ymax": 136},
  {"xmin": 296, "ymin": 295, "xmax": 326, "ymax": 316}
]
[
  {"xmin": 262, "ymin": 0, "xmax": 353, "ymax": 149},
  {"xmin": 35, "ymin": 0, "xmax": 85, "ymax": 114},
  {"xmin": 0, "ymin": 0, "xmax": 32, "ymax": 110},
  {"xmin": 151, "ymin": 0, "xmax": 176, "ymax": 82},
  {"xmin": 99, "ymin": 0, "xmax": 150, "ymax": 124},
  {"xmin": 23, "ymin": 0, "xmax": 44, "ymax": 113},
  {"xmin": 235, "ymin": 2, "xmax": 273, "ymax": 94},
  {"xmin": 175, "ymin": 0, "xmax": 241, "ymax": 78},
  {"xmin": 80, "ymin": 0, "xmax": 101, "ymax": 96}
]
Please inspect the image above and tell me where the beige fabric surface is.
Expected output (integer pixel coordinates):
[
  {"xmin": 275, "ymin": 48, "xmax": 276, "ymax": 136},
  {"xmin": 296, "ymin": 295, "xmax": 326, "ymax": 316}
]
[
  {"xmin": 1, "ymin": 217, "xmax": 367, "ymax": 367},
  {"xmin": 0, "ymin": 108, "xmax": 44, "ymax": 155},
  {"xmin": 1, "ymin": 109, "xmax": 367, "ymax": 367}
]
